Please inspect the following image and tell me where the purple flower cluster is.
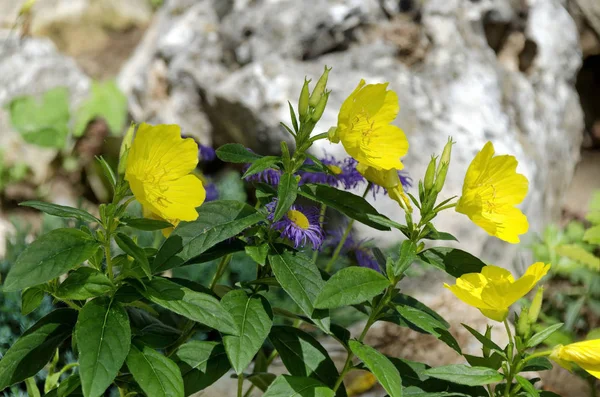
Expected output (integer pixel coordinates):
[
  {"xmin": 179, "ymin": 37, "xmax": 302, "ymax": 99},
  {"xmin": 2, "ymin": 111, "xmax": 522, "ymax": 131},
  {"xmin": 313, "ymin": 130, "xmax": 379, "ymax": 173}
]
[
  {"xmin": 205, "ymin": 183, "xmax": 219, "ymax": 202},
  {"xmin": 326, "ymin": 228, "xmax": 380, "ymax": 272},
  {"xmin": 298, "ymin": 156, "xmax": 365, "ymax": 190},
  {"xmin": 243, "ymin": 165, "xmax": 282, "ymax": 185},
  {"xmin": 199, "ymin": 144, "xmax": 216, "ymax": 162},
  {"xmin": 266, "ymin": 200, "xmax": 324, "ymax": 250}
]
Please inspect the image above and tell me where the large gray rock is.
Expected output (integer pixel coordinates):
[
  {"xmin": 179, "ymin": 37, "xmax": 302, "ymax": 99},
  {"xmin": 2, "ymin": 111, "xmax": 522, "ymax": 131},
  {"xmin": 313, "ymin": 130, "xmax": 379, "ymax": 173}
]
[
  {"xmin": 0, "ymin": 33, "xmax": 91, "ymax": 185},
  {"xmin": 119, "ymin": 0, "xmax": 584, "ymax": 270}
]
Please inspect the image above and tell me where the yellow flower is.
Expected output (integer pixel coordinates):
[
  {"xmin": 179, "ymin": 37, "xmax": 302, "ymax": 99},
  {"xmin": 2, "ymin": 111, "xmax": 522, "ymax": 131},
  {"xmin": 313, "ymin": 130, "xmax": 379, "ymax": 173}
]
[
  {"xmin": 444, "ymin": 262, "xmax": 550, "ymax": 322},
  {"xmin": 335, "ymin": 79, "xmax": 408, "ymax": 171},
  {"xmin": 125, "ymin": 123, "xmax": 206, "ymax": 235},
  {"xmin": 357, "ymin": 164, "xmax": 411, "ymax": 212},
  {"xmin": 456, "ymin": 141, "xmax": 529, "ymax": 243},
  {"xmin": 550, "ymin": 340, "xmax": 600, "ymax": 379}
]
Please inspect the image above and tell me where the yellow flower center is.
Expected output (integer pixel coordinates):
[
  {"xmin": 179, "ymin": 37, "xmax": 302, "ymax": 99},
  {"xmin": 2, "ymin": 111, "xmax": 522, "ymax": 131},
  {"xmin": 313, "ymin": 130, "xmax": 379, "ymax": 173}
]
[
  {"xmin": 287, "ymin": 209, "xmax": 310, "ymax": 230},
  {"xmin": 327, "ymin": 165, "xmax": 343, "ymax": 175}
]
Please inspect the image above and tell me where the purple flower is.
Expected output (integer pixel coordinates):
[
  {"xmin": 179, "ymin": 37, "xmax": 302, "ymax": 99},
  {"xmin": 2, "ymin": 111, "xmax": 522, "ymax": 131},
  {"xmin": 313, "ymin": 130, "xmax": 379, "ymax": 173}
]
[
  {"xmin": 398, "ymin": 170, "xmax": 412, "ymax": 189},
  {"xmin": 354, "ymin": 246, "xmax": 380, "ymax": 271},
  {"xmin": 243, "ymin": 164, "xmax": 282, "ymax": 185},
  {"xmin": 326, "ymin": 228, "xmax": 381, "ymax": 272},
  {"xmin": 205, "ymin": 183, "xmax": 219, "ymax": 202},
  {"xmin": 266, "ymin": 201, "xmax": 324, "ymax": 250},
  {"xmin": 299, "ymin": 156, "xmax": 365, "ymax": 189},
  {"xmin": 199, "ymin": 144, "xmax": 216, "ymax": 162}
]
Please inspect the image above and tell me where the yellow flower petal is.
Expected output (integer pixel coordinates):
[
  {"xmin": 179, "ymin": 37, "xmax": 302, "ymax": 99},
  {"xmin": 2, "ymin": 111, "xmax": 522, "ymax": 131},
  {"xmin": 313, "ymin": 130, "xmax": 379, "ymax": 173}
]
[{"xmin": 551, "ymin": 340, "xmax": 600, "ymax": 379}]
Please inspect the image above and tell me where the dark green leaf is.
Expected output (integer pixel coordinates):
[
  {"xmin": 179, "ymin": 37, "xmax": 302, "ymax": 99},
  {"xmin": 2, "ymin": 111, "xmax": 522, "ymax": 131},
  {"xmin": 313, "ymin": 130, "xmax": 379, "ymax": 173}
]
[
  {"xmin": 216, "ymin": 143, "xmax": 262, "ymax": 163},
  {"xmin": 0, "ymin": 309, "xmax": 77, "ymax": 391},
  {"xmin": 153, "ymin": 201, "xmax": 264, "ymax": 272},
  {"xmin": 120, "ymin": 217, "xmax": 173, "ymax": 231},
  {"xmin": 403, "ymin": 387, "xmax": 470, "ymax": 397},
  {"xmin": 21, "ymin": 287, "xmax": 45, "ymax": 315},
  {"xmin": 76, "ymin": 297, "xmax": 131, "ymax": 397},
  {"xmin": 221, "ymin": 290, "xmax": 273, "ymax": 374},
  {"xmin": 516, "ymin": 376, "xmax": 539, "ymax": 397},
  {"xmin": 392, "ymin": 294, "xmax": 450, "ymax": 329},
  {"xmin": 56, "ymin": 267, "xmax": 113, "ymax": 300},
  {"xmin": 127, "ymin": 307, "xmax": 181, "ymax": 349},
  {"xmin": 139, "ymin": 278, "xmax": 238, "ymax": 335},
  {"xmin": 526, "ymin": 323, "xmax": 564, "ymax": 348},
  {"xmin": 4, "ymin": 228, "xmax": 101, "ymax": 291},
  {"xmin": 298, "ymin": 184, "xmax": 391, "ymax": 231},
  {"xmin": 418, "ymin": 248, "xmax": 486, "ymax": 278},
  {"xmin": 288, "ymin": 101, "xmax": 299, "ymax": 132},
  {"xmin": 115, "ymin": 232, "xmax": 151, "ymax": 278},
  {"xmin": 126, "ymin": 344, "xmax": 184, "ymax": 397},
  {"xmin": 395, "ymin": 305, "xmax": 461, "ymax": 354},
  {"xmin": 395, "ymin": 240, "xmax": 417, "ymax": 276},
  {"xmin": 463, "ymin": 353, "xmax": 503, "ymax": 371},
  {"xmin": 461, "ymin": 324, "xmax": 504, "ymax": 353},
  {"xmin": 273, "ymin": 173, "xmax": 298, "ymax": 221},
  {"xmin": 269, "ymin": 326, "xmax": 344, "ymax": 396},
  {"xmin": 521, "ymin": 357, "xmax": 552, "ymax": 372},
  {"xmin": 19, "ymin": 201, "xmax": 99, "ymax": 224},
  {"xmin": 185, "ymin": 239, "xmax": 246, "ymax": 266},
  {"xmin": 245, "ymin": 243, "xmax": 269, "ymax": 266},
  {"xmin": 314, "ymin": 267, "xmax": 389, "ymax": 309},
  {"xmin": 242, "ymin": 156, "xmax": 280, "ymax": 178},
  {"xmin": 268, "ymin": 250, "xmax": 329, "ymax": 333},
  {"xmin": 263, "ymin": 375, "xmax": 334, "ymax": 397},
  {"xmin": 57, "ymin": 374, "xmax": 82, "ymax": 397},
  {"xmin": 422, "ymin": 230, "xmax": 458, "ymax": 242},
  {"xmin": 173, "ymin": 341, "xmax": 230, "ymax": 395},
  {"xmin": 248, "ymin": 373, "xmax": 277, "ymax": 391},
  {"xmin": 424, "ymin": 365, "xmax": 502, "ymax": 386},
  {"xmin": 95, "ymin": 156, "xmax": 117, "ymax": 190},
  {"xmin": 349, "ymin": 340, "xmax": 402, "ymax": 397}
]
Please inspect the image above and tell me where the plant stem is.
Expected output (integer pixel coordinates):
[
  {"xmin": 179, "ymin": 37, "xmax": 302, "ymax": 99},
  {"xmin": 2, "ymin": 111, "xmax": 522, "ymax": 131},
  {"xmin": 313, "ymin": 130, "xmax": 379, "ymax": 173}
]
[
  {"xmin": 503, "ymin": 319, "xmax": 515, "ymax": 397},
  {"xmin": 105, "ymin": 240, "xmax": 114, "ymax": 281},
  {"xmin": 312, "ymin": 204, "xmax": 327, "ymax": 263},
  {"xmin": 62, "ymin": 299, "xmax": 81, "ymax": 311},
  {"xmin": 209, "ymin": 254, "xmax": 232, "ymax": 290},
  {"xmin": 237, "ymin": 374, "xmax": 244, "ymax": 397},
  {"xmin": 520, "ymin": 350, "xmax": 552, "ymax": 364}
]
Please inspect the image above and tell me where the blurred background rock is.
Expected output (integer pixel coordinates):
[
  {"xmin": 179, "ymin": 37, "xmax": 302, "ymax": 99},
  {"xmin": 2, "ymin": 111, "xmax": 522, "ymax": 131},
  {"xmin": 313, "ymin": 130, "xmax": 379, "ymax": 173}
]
[{"xmin": 0, "ymin": 0, "xmax": 599, "ymax": 396}]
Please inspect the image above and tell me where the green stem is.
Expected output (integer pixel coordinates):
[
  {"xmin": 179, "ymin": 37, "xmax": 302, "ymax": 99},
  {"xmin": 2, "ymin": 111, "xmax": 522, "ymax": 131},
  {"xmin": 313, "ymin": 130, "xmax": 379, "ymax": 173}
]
[
  {"xmin": 503, "ymin": 319, "xmax": 515, "ymax": 397},
  {"xmin": 105, "ymin": 240, "xmax": 113, "ymax": 281},
  {"xmin": 209, "ymin": 255, "xmax": 232, "ymax": 290},
  {"xmin": 62, "ymin": 299, "xmax": 81, "ymax": 311},
  {"xmin": 243, "ymin": 350, "xmax": 280, "ymax": 397},
  {"xmin": 312, "ymin": 204, "xmax": 327, "ymax": 263},
  {"xmin": 324, "ymin": 184, "xmax": 371, "ymax": 273},
  {"xmin": 237, "ymin": 375, "xmax": 244, "ymax": 397},
  {"xmin": 521, "ymin": 350, "xmax": 552, "ymax": 364}
]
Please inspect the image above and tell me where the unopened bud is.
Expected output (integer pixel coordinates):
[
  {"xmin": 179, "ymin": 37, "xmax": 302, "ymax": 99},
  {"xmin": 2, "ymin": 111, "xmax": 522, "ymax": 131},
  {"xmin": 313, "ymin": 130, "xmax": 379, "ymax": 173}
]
[
  {"xmin": 311, "ymin": 91, "xmax": 330, "ymax": 122},
  {"xmin": 482, "ymin": 326, "xmax": 492, "ymax": 357},
  {"xmin": 433, "ymin": 161, "xmax": 449, "ymax": 193},
  {"xmin": 298, "ymin": 78, "xmax": 311, "ymax": 119},
  {"xmin": 517, "ymin": 308, "xmax": 531, "ymax": 339},
  {"xmin": 118, "ymin": 123, "xmax": 136, "ymax": 175},
  {"xmin": 438, "ymin": 137, "xmax": 454, "ymax": 172},
  {"xmin": 327, "ymin": 126, "xmax": 340, "ymax": 143},
  {"xmin": 309, "ymin": 65, "xmax": 331, "ymax": 107},
  {"xmin": 528, "ymin": 287, "xmax": 544, "ymax": 325},
  {"xmin": 424, "ymin": 156, "xmax": 437, "ymax": 191}
]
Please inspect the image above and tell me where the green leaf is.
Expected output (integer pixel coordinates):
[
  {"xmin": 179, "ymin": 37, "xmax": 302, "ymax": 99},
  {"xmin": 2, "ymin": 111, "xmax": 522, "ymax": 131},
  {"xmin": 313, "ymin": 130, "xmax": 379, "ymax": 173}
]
[
  {"xmin": 417, "ymin": 248, "xmax": 486, "ymax": 278},
  {"xmin": 221, "ymin": 290, "xmax": 273, "ymax": 374},
  {"xmin": 120, "ymin": 217, "xmax": 173, "ymax": 231},
  {"xmin": 153, "ymin": 200, "xmax": 264, "ymax": 272},
  {"xmin": 139, "ymin": 277, "xmax": 238, "ymax": 335},
  {"xmin": 349, "ymin": 340, "xmax": 402, "ymax": 397},
  {"xmin": 74, "ymin": 80, "xmax": 127, "ymax": 136},
  {"xmin": 583, "ymin": 226, "xmax": 600, "ymax": 245},
  {"xmin": 126, "ymin": 344, "xmax": 184, "ymax": 397},
  {"xmin": 57, "ymin": 374, "xmax": 82, "ymax": 397},
  {"xmin": 242, "ymin": 156, "xmax": 280, "ymax": 178},
  {"xmin": 314, "ymin": 267, "xmax": 389, "ymax": 309},
  {"xmin": 115, "ymin": 232, "xmax": 151, "ymax": 278},
  {"xmin": 248, "ymin": 372, "xmax": 277, "ymax": 391},
  {"xmin": 25, "ymin": 377, "xmax": 41, "ymax": 397},
  {"xmin": 21, "ymin": 286, "xmax": 45, "ymax": 315},
  {"xmin": 288, "ymin": 101, "xmax": 299, "ymax": 132},
  {"xmin": 461, "ymin": 324, "xmax": 504, "ymax": 353},
  {"xmin": 245, "ymin": 243, "xmax": 269, "ymax": 266},
  {"xmin": 268, "ymin": 250, "xmax": 329, "ymax": 333},
  {"xmin": 273, "ymin": 173, "xmax": 298, "ymax": 221},
  {"xmin": 395, "ymin": 240, "xmax": 417, "ymax": 276},
  {"xmin": 0, "ymin": 309, "xmax": 77, "ymax": 391},
  {"xmin": 526, "ymin": 323, "xmax": 564, "ymax": 348},
  {"xmin": 173, "ymin": 341, "xmax": 230, "ymax": 395},
  {"xmin": 422, "ymin": 230, "xmax": 459, "ymax": 242},
  {"xmin": 8, "ymin": 87, "xmax": 70, "ymax": 148},
  {"xmin": 463, "ymin": 353, "xmax": 503, "ymax": 371},
  {"xmin": 402, "ymin": 387, "xmax": 471, "ymax": 397},
  {"xmin": 392, "ymin": 294, "xmax": 450, "ymax": 329},
  {"xmin": 521, "ymin": 357, "xmax": 552, "ymax": 372},
  {"xmin": 127, "ymin": 307, "xmax": 181, "ymax": 349},
  {"xmin": 555, "ymin": 244, "xmax": 600, "ymax": 270},
  {"xmin": 95, "ymin": 156, "xmax": 117, "ymax": 190},
  {"xmin": 269, "ymin": 326, "xmax": 344, "ymax": 396},
  {"xmin": 19, "ymin": 201, "xmax": 99, "ymax": 224},
  {"xmin": 4, "ymin": 228, "xmax": 101, "ymax": 291},
  {"xmin": 56, "ymin": 267, "xmax": 114, "ymax": 300},
  {"xmin": 516, "ymin": 376, "xmax": 540, "ymax": 397},
  {"xmin": 395, "ymin": 305, "xmax": 461, "ymax": 354},
  {"xmin": 216, "ymin": 143, "xmax": 262, "ymax": 163},
  {"xmin": 424, "ymin": 365, "xmax": 503, "ymax": 386},
  {"xmin": 263, "ymin": 375, "xmax": 334, "ymax": 397},
  {"xmin": 76, "ymin": 297, "xmax": 131, "ymax": 397},
  {"xmin": 298, "ymin": 184, "xmax": 391, "ymax": 231}
]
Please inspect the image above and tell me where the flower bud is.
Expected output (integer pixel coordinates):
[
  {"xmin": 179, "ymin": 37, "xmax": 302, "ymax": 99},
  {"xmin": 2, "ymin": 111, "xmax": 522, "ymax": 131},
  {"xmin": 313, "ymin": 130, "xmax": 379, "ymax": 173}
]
[
  {"xmin": 298, "ymin": 78, "xmax": 311, "ymax": 119},
  {"xmin": 424, "ymin": 156, "xmax": 437, "ymax": 191},
  {"xmin": 517, "ymin": 307, "xmax": 531, "ymax": 339},
  {"xmin": 433, "ymin": 161, "xmax": 449, "ymax": 193},
  {"xmin": 438, "ymin": 137, "xmax": 454, "ymax": 172},
  {"xmin": 118, "ymin": 123, "xmax": 136, "ymax": 175},
  {"xmin": 528, "ymin": 287, "xmax": 544, "ymax": 325},
  {"xmin": 311, "ymin": 91, "xmax": 330, "ymax": 122},
  {"xmin": 309, "ymin": 66, "xmax": 331, "ymax": 107},
  {"xmin": 327, "ymin": 126, "xmax": 340, "ymax": 143},
  {"xmin": 482, "ymin": 326, "xmax": 492, "ymax": 357}
]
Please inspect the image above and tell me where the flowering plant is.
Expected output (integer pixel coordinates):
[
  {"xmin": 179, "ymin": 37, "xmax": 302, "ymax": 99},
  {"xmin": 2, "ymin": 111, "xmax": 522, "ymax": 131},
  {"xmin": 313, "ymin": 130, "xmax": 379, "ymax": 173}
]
[{"xmin": 0, "ymin": 67, "xmax": 596, "ymax": 397}]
